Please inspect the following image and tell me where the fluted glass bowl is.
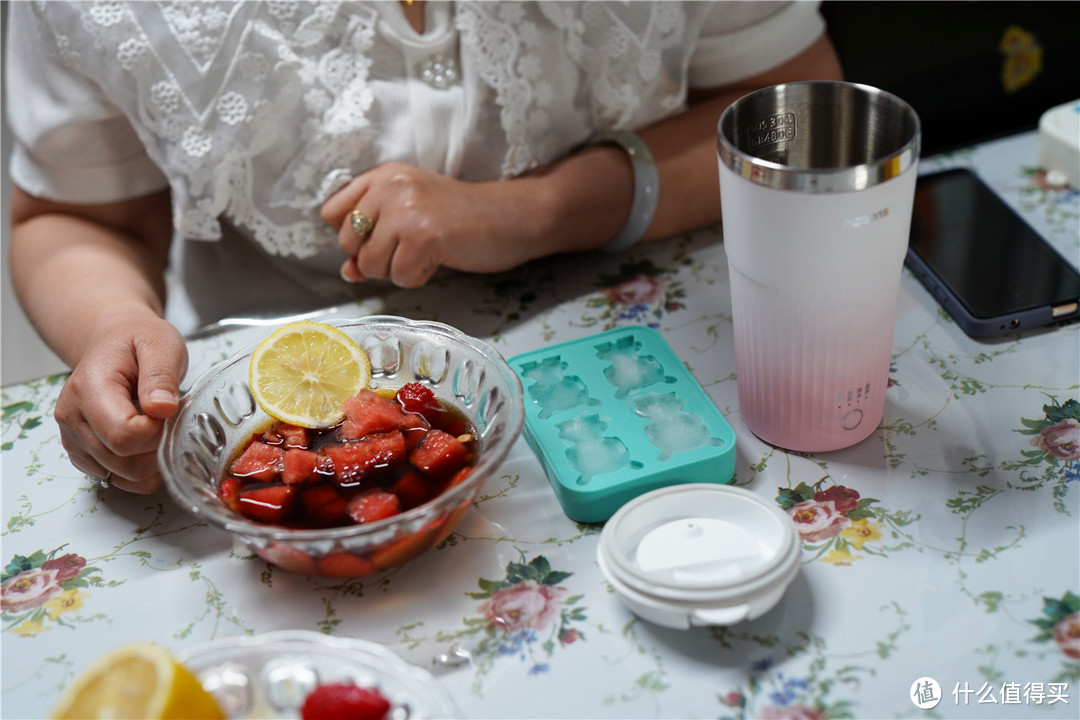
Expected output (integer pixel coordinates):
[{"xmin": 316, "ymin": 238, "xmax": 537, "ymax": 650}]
[
  {"xmin": 177, "ymin": 630, "xmax": 460, "ymax": 719},
  {"xmin": 160, "ymin": 315, "xmax": 523, "ymax": 578}
]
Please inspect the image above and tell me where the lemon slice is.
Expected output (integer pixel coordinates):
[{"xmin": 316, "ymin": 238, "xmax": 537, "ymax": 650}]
[
  {"xmin": 248, "ymin": 320, "xmax": 371, "ymax": 428},
  {"xmin": 51, "ymin": 642, "xmax": 225, "ymax": 719}
]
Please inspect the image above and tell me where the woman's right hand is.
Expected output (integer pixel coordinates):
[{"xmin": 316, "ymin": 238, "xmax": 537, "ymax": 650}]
[{"xmin": 54, "ymin": 311, "xmax": 188, "ymax": 494}]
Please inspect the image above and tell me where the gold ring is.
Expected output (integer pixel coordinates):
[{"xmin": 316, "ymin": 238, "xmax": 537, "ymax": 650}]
[{"xmin": 350, "ymin": 210, "xmax": 375, "ymax": 239}]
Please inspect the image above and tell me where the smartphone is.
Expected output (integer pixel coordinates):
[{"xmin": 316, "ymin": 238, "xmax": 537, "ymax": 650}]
[{"xmin": 904, "ymin": 167, "xmax": 1080, "ymax": 339}]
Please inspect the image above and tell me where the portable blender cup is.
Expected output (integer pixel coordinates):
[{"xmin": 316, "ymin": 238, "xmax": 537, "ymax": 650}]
[{"xmin": 717, "ymin": 81, "xmax": 921, "ymax": 452}]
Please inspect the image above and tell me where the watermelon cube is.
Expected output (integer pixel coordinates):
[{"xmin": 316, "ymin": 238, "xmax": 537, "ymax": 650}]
[
  {"xmin": 325, "ymin": 431, "xmax": 408, "ymax": 487},
  {"xmin": 409, "ymin": 429, "xmax": 471, "ymax": 477},
  {"xmin": 339, "ymin": 389, "xmax": 408, "ymax": 441},
  {"xmin": 230, "ymin": 440, "xmax": 285, "ymax": 481}
]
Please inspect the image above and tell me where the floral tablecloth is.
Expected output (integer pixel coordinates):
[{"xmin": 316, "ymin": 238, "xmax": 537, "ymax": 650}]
[{"xmin": 3, "ymin": 131, "xmax": 1078, "ymax": 720}]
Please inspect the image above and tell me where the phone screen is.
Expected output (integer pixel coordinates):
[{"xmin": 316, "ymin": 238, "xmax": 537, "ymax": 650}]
[{"xmin": 907, "ymin": 168, "xmax": 1080, "ymax": 322}]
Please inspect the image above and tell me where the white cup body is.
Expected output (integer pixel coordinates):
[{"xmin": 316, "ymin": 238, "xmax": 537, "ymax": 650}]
[
  {"xmin": 717, "ymin": 82, "xmax": 920, "ymax": 452},
  {"xmin": 719, "ymin": 164, "xmax": 917, "ymax": 450}
]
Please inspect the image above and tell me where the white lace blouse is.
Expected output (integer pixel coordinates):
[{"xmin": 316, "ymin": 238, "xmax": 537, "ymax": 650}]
[{"xmin": 6, "ymin": 1, "xmax": 825, "ymax": 330}]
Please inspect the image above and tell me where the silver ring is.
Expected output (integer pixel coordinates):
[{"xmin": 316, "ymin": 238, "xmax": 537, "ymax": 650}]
[{"xmin": 99, "ymin": 471, "xmax": 112, "ymax": 489}]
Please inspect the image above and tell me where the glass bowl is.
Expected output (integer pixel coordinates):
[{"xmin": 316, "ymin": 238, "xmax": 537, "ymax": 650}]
[
  {"xmin": 160, "ymin": 315, "xmax": 523, "ymax": 578},
  {"xmin": 177, "ymin": 630, "xmax": 459, "ymax": 719}
]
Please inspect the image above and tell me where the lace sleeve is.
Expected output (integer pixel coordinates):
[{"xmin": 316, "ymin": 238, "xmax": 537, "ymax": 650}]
[{"xmin": 4, "ymin": 3, "xmax": 169, "ymax": 203}]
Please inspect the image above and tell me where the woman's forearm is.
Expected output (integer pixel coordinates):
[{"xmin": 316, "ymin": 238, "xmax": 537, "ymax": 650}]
[
  {"xmin": 521, "ymin": 34, "xmax": 845, "ymax": 255},
  {"xmin": 9, "ymin": 187, "xmax": 174, "ymax": 367}
]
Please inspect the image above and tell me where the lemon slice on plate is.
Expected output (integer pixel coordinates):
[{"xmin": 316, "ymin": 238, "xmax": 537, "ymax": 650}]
[
  {"xmin": 51, "ymin": 642, "xmax": 225, "ymax": 719},
  {"xmin": 249, "ymin": 320, "xmax": 371, "ymax": 428}
]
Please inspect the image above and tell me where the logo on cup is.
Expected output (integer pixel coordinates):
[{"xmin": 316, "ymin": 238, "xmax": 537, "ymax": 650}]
[{"xmin": 841, "ymin": 206, "xmax": 890, "ymax": 229}]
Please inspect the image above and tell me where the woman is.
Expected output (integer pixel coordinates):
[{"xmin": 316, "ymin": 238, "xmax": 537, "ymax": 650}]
[{"xmin": 6, "ymin": 1, "xmax": 842, "ymax": 493}]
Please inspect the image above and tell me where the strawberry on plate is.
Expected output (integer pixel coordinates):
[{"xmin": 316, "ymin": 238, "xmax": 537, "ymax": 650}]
[{"xmin": 300, "ymin": 682, "xmax": 391, "ymax": 720}]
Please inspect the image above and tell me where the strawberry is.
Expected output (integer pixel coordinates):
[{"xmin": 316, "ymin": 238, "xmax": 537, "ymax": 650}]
[
  {"xmin": 229, "ymin": 440, "xmax": 285, "ymax": 481},
  {"xmin": 315, "ymin": 552, "xmax": 378, "ymax": 579},
  {"xmin": 339, "ymin": 389, "xmax": 407, "ymax": 441},
  {"xmin": 300, "ymin": 484, "xmax": 350, "ymax": 526},
  {"xmin": 325, "ymin": 432, "xmax": 407, "ymax": 487},
  {"xmin": 409, "ymin": 429, "xmax": 471, "ymax": 477},
  {"xmin": 237, "ymin": 484, "xmax": 297, "ymax": 524},
  {"xmin": 347, "ymin": 490, "xmax": 401, "ymax": 524},
  {"xmin": 395, "ymin": 382, "xmax": 443, "ymax": 423},
  {"xmin": 300, "ymin": 683, "xmax": 391, "ymax": 720}
]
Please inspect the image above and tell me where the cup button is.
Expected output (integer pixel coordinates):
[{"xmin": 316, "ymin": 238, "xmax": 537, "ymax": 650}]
[{"xmin": 841, "ymin": 408, "xmax": 864, "ymax": 431}]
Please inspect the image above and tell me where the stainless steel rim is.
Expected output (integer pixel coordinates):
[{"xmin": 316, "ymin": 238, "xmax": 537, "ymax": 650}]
[{"xmin": 717, "ymin": 81, "xmax": 921, "ymax": 193}]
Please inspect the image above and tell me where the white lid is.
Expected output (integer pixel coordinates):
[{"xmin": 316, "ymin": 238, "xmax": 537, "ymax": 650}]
[{"xmin": 597, "ymin": 484, "xmax": 801, "ymax": 629}]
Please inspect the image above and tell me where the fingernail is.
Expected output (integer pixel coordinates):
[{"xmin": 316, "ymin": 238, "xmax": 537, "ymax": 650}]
[{"xmin": 149, "ymin": 389, "xmax": 178, "ymax": 405}]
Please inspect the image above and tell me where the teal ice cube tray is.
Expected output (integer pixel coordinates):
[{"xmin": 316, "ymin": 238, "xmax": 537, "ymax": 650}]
[{"xmin": 509, "ymin": 326, "xmax": 736, "ymax": 523}]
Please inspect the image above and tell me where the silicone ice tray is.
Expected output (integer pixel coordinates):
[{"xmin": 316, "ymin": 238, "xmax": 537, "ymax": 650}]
[{"xmin": 509, "ymin": 326, "xmax": 736, "ymax": 523}]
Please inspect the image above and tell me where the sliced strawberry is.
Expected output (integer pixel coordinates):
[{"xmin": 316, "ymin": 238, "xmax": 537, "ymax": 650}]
[
  {"xmin": 347, "ymin": 490, "xmax": 401, "ymax": 525},
  {"xmin": 389, "ymin": 469, "xmax": 433, "ymax": 510},
  {"xmin": 282, "ymin": 448, "xmax": 325, "ymax": 485},
  {"xmin": 264, "ymin": 423, "xmax": 309, "ymax": 449},
  {"xmin": 339, "ymin": 389, "xmax": 407, "ymax": 441},
  {"xmin": 230, "ymin": 440, "xmax": 285, "ymax": 481},
  {"xmin": 237, "ymin": 484, "xmax": 297, "ymax": 524},
  {"xmin": 299, "ymin": 484, "xmax": 350, "ymax": 526},
  {"xmin": 219, "ymin": 476, "xmax": 243, "ymax": 512},
  {"xmin": 325, "ymin": 432, "xmax": 407, "ymax": 487},
  {"xmin": 301, "ymin": 683, "xmax": 391, "ymax": 720},
  {"xmin": 315, "ymin": 552, "xmax": 378, "ymax": 579},
  {"xmin": 409, "ymin": 429, "xmax": 471, "ymax": 477},
  {"xmin": 395, "ymin": 382, "xmax": 443, "ymax": 423}
]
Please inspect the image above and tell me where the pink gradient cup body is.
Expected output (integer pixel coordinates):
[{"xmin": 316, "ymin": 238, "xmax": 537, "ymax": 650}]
[{"xmin": 717, "ymin": 82, "xmax": 920, "ymax": 452}]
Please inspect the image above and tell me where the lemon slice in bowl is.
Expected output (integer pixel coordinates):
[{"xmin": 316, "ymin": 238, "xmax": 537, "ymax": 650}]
[
  {"xmin": 248, "ymin": 321, "xmax": 371, "ymax": 429},
  {"xmin": 51, "ymin": 642, "xmax": 225, "ymax": 719}
]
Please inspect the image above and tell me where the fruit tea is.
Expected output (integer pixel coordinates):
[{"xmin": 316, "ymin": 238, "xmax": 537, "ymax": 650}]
[{"xmin": 220, "ymin": 382, "xmax": 476, "ymax": 529}]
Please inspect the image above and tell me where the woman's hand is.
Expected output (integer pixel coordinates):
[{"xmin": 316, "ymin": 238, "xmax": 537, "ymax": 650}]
[
  {"xmin": 55, "ymin": 311, "xmax": 187, "ymax": 494},
  {"xmin": 322, "ymin": 162, "xmax": 572, "ymax": 288},
  {"xmin": 10, "ymin": 187, "xmax": 177, "ymax": 493}
]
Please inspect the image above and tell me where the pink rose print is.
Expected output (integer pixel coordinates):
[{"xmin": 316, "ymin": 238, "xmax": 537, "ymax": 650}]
[
  {"xmin": 813, "ymin": 485, "xmax": 860, "ymax": 515},
  {"xmin": 479, "ymin": 579, "xmax": 565, "ymax": 632},
  {"xmin": 1, "ymin": 567, "xmax": 62, "ymax": 614},
  {"xmin": 41, "ymin": 554, "xmax": 87, "ymax": 584},
  {"xmin": 788, "ymin": 500, "xmax": 850, "ymax": 543},
  {"xmin": 1052, "ymin": 612, "xmax": 1080, "ymax": 660},
  {"xmin": 606, "ymin": 275, "xmax": 666, "ymax": 307},
  {"xmin": 1031, "ymin": 419, "xmax": 1080, "ymax": 462}
]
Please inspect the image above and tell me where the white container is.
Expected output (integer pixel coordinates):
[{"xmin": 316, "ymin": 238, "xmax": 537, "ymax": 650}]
[
  {"xmin": 717, "ymin": 82, "xmax": 921, "ymax": 452},
  {"xmin": 597, "ymin": 484, "xmax": 801, "ymax": 630}
]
